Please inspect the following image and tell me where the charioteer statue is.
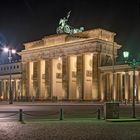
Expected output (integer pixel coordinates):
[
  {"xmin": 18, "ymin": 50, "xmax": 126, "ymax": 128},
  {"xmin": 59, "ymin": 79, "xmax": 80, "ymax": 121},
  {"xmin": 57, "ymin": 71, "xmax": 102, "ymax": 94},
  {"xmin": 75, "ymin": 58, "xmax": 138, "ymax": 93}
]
[{"xmin": 56, "ymin": 11, "xmax": 84, "ymax": 34}]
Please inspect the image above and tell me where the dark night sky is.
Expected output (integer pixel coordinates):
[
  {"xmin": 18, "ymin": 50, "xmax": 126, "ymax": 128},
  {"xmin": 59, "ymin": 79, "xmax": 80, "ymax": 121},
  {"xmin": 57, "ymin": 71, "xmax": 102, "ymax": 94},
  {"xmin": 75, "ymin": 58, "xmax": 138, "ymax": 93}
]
[{"xmin": 0, "ymin": 0, "xmax": 140, "ymax": 62}]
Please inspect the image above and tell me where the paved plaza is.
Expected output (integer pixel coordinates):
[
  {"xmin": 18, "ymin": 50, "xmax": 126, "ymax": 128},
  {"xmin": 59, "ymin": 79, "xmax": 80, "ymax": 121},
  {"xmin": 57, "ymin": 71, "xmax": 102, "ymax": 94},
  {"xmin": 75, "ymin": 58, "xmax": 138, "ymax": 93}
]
[
  {"xmin": 0, "ymin": 102, "xmax": 140, "ymax": 140},
  {"xmin": 0, "ymin": 120, "xmax": 140, "ymax": 140}
]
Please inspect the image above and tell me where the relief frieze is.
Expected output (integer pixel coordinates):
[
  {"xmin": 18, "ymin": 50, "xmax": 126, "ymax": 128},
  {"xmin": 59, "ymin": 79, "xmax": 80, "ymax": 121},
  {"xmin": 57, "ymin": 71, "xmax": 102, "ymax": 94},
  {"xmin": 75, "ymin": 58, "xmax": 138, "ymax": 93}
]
[
  {"xmin": 56, "ymin": 73, "xmax": 62, "ymax": 79},
  {"xmin": 72, "ymin": 71, "xmax": 76, "ymax": 78},
  {"xmin": 86, "ymin": 70, "xmax": 92, "ymax": 77},
  {"xmin": 22, "ymin": 41, "xmax": 105, "ymax": 61}
]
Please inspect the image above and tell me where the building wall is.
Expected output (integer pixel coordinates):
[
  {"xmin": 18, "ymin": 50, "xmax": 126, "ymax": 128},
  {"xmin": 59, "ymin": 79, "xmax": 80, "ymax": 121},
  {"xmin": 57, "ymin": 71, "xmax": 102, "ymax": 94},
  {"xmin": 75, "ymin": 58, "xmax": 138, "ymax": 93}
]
[
  {"xmin": 99, "ymin": 65, "xmax": 140, "ymax": 103},
  {"xmin": 0, "ymin": 62, "xmax": 22, "ymax": 100}
]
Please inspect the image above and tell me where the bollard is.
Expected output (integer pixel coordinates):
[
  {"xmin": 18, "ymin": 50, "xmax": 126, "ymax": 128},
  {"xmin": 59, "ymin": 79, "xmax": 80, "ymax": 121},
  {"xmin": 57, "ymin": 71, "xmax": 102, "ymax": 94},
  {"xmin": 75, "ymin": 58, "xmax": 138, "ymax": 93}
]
[
  {"xmin": 19, "ymin": 109, "xmax": 23, "ymax": 122},
  {"xmin": 97, "ymin": 108, "xmax": 101, "ymax": 120},
  {"xmin": 60, "ymin": 108, "xmax": 63, "ymax": 120}
]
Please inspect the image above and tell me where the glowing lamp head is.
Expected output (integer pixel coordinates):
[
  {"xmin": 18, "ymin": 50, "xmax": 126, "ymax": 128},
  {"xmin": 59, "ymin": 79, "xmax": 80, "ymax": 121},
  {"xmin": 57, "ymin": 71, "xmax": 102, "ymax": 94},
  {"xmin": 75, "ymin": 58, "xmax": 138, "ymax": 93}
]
[
  {"xmin": 123, "ymin": 51, "xmax": 129, "ymax": 59},
  {"xmin": 3, "ymin": 47, "xmax": 9, "ymax": 52},
  {"xmin": 11, "ymin": 49, "xmax": 16, "ymax": 54}
]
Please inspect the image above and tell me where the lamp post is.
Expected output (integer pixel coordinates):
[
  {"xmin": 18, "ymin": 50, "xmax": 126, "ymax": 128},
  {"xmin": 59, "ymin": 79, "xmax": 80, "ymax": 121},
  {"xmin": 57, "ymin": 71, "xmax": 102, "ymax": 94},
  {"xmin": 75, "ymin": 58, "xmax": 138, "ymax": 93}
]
[
  {"xmin": 123, "ymin": 51, "xmax": 139, "ymax": 118},
  {"xmin": 3, "ymin": 47, "xmax": 16, "ymax": 104}
]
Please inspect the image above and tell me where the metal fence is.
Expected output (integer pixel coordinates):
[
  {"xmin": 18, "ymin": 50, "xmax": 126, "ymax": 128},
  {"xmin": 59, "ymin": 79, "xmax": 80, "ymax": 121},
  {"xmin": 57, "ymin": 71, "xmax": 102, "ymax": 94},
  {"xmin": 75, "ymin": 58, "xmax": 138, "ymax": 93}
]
[{"xmin": 0, "ymin": 108, "xmax": 102, "ymax": 122}]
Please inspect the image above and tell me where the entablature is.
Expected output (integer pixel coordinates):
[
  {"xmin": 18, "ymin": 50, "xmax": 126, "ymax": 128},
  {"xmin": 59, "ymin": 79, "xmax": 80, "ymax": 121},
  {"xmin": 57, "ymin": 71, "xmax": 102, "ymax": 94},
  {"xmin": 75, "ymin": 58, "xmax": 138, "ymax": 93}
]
[
  {"xmin": 21, "ymin": 39, "xmax": 112, "ymax": 62},
  {"xmin": 23, "ymin": 28, "xmax": 119, "ymax": 51},
  {"xmin": 99, "ymin": 64, "xmax": 140, "ymax": 73}
]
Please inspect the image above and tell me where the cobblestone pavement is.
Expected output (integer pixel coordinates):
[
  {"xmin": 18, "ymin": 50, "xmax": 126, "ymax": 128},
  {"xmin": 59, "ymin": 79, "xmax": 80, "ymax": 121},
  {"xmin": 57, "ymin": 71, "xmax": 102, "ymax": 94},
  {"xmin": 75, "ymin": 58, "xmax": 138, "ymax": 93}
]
[
  {"xmin": 0, "ymin": 102, "xmax": 140, "ymax": 140},
  {"xmin": 0, "ymin": 120, "xmax": 140, "ymax": 140}
]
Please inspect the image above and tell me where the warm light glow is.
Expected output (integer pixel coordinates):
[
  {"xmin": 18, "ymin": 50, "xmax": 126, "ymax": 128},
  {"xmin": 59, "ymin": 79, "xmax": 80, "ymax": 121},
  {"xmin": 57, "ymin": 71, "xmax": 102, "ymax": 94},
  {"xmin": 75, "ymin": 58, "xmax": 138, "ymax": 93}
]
[
  {"xmin": 0, "ymin": 96, "xmax": 3, "ymax": 100},
  {"xmin": 3, "ymin": 48, "xmax": 16, "ymax": 54},
  {"xmin": 58, "ymin": 56, "xmax": 61, "ymax": 61},
  {"xmin": 3, "ymin": 47, "xmax": 9, "ymax": 52},
  {"xmin": 12, "ymin": 49, "xmax": 16, "ymax": 54},
  {"xmin": 123, "ymin": 51, "xmax": 129, "ymax": 59}
]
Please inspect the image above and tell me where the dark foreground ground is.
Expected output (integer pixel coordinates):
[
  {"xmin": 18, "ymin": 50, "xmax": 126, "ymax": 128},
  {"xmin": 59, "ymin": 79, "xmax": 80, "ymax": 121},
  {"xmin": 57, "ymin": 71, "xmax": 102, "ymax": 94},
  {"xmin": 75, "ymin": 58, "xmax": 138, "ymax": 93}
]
[
  {"xmin": 0, "ymin": 102, "xmax": 140, "ymax": 140},
  {"xmin": 0, "ymin": 119, "xmax": 140, "ymax": 140}
]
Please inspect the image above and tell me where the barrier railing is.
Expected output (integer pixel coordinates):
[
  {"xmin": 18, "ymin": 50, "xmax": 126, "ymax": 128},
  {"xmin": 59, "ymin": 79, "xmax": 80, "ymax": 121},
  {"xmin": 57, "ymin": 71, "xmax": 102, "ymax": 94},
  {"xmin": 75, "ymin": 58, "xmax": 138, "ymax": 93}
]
[
  {"xmin": 0, "ymin": 112, "xmax": 18, "ymax": 118},
  {"xmin": 0, "ymin": 108, "xmax": 103, "ymax": 122}
]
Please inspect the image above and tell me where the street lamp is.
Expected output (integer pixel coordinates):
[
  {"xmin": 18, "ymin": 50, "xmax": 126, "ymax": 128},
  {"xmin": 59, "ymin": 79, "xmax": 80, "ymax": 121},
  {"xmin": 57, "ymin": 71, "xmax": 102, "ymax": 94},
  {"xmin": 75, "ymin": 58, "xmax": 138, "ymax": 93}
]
[
  {"xmin": 3, "ymin": 47, "xmax": 16, "ymax": 104},
  {"xmin": 123, "ymin": 51, "xmax": 139, "ymax": 118}
]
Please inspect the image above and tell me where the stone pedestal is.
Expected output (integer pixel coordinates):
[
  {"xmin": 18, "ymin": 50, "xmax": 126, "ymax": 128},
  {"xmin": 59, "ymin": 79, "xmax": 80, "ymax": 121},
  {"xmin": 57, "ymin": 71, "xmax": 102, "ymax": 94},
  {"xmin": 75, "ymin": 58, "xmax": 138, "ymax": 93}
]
[{"xmin": 104, "ymin": 102, "xmax": 119, "ymax": 119}]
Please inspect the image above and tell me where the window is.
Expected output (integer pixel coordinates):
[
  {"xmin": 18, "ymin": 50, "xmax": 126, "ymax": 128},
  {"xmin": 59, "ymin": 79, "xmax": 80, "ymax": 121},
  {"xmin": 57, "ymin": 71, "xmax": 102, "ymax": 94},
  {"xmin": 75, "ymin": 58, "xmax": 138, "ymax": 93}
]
[{"xmin": 17, "ymin": 65, "xmax": 19, "ymax": 69}]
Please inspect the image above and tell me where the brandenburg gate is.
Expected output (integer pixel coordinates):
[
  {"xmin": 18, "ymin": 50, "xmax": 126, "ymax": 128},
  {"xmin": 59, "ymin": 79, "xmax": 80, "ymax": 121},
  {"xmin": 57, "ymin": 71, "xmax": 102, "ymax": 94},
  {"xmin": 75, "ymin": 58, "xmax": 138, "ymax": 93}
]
[{"xmin": 20, "ymin": 28, "xmax": 124, "ymax": 101}]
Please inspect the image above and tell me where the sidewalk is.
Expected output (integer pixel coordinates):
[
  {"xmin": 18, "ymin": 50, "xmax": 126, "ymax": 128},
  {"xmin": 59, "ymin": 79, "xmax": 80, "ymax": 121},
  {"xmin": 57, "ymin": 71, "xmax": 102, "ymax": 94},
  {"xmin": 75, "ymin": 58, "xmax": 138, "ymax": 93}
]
[
  {"xmin": 0, "ymin": 101, "xmax": 104, "ymax": 106},
  {"xmin": 0, "ymin": 101, "xmax": 139, "ymax": 106}
]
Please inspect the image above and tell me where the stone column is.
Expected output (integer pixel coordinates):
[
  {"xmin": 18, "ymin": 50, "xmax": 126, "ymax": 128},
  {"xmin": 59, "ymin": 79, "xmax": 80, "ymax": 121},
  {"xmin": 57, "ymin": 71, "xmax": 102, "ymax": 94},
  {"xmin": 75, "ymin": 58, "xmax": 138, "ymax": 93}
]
[
  {"xmin": 65, "ymin": 55, "xmax": 77, "ymax": 100},
  {"xmin": 105, "ymin": 73, "xmax": 110, "ymax": 101},
  {"xmin": 27, "ymin": 61, "xmax": 33, "ymax": 98},
  {"xmin": 109, "ymin": 72, "xmax": 117, "ymax": 101},
  {"xmin": 77, "ymin": 53, "xmax": 93, "ymax": 100},
  {"xmin": 38, "ymin": 60, "xmax": 45, "ymax": 99},
  {"xmin": 51, "ymin": 58, "xmax": 63, "ymax": 99},
  {"xmin": 3, "ymin": 80, "xmax": 7, "ymax": 100},
  {"xmin": 121, "ymin": 74, "xmax": 125, "ymax": 101},
  {"xmin": 83, "ymin": 53, "xmax": 92, "ymax": 100},
  {"xmin": 124, "ymin": 72, "xmax": 129, "ymax": 101},
  {"xmin": 17, "ymin": 80, "xmax": 22, "ymax": 100},
  {"xmin": 136, "ymin": 71, "xmax": 139, "ymax": 102},
  {"xmin": 103, "ymin": 74, "xmax": 107, "ymax": 101},
  {"xmin": 21, "ymin": 62, "xmax": 26, "ymax": 97},
  {"xmin": 33, "ymin": 61, "xmax": 39, "ymax": 99},
  {"xmin": 112, "ymin": 73, "xmax": 117, "ymax": 101},
  {"xmin": 76, "ymin": 55, "xmax": 84, "ymax": 100},
  {"xmin": 0, "ymin": 81, "xmax": 2, "ymax": 99},
  {"xmin": 62, "ymin": 56, "xmax": 68, "ymax": 99},
  {"xmin": 129, "ymin": 72, "xmax": 133, "ymax": 102},
  {"xmin": 110, "ymin": 72, "xmax": 113, "ymax": 101},
  {"xmin": 120, "ymin": 73, "xmax": 123, "ymax": 101},
  {"xmin": 117, "ymin": 73, "xmax": 123, "ymax": 101},
  {"xmin": 14, "ymin": 80, "xmax": 18, "ymax": 101},
  {"xmin": 5, "ymin": 81, "xmax": 9, "ymax": 100},
  {"xmin": 100, "ymin": 73, "xmax": 104, "ymax": 101},
  {"xmin": 92, "ymin": 53, "xmax": 99, "ymax": 100},
  {"xmin": 2, "ymin": 80, "xmax": 5, "ymax": 100},
  {"xmin": 0, "ymin": 81, "xmax": 1, "ymax": 97},
  {"xmin": 115, "ymin": 73, "xmax": 118, "ymax": 101},
  {"xmin": 45, "ymin": 59, "xmax": 51, "ymax": 99}
]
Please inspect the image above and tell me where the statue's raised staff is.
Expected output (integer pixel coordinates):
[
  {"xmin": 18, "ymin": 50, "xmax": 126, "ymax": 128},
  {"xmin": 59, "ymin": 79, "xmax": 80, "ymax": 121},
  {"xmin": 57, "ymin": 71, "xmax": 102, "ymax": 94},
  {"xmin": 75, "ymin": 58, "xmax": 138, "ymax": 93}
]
[{"xmin": 56, "ymin": 11, "xmax": 84, "ymax": 34}]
